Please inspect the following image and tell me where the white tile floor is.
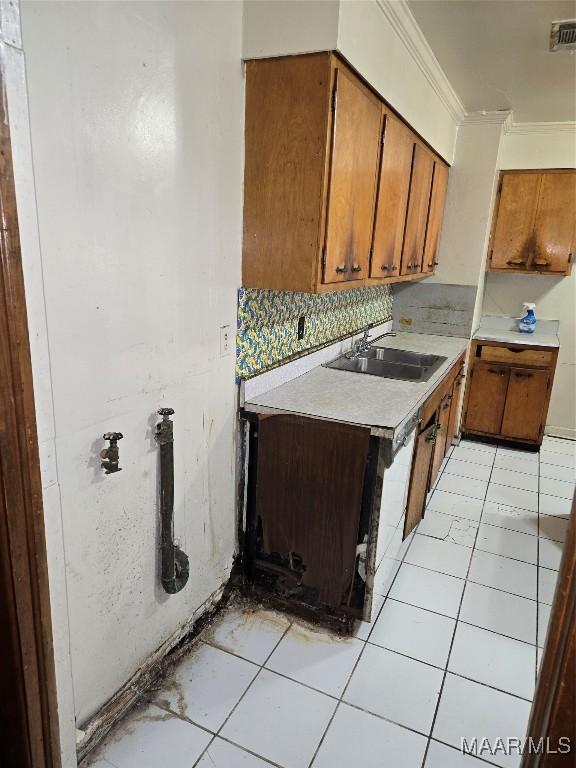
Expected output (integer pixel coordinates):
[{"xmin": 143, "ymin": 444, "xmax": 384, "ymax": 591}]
[{"xmin": 84, "ymin": 437, "xmax": 574, "ymax": 768}]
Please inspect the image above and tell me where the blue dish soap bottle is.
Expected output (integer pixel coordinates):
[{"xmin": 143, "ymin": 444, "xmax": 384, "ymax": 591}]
[{"xmin": 518, "ymin": 303, "xmax": 536, "ymax": 334}]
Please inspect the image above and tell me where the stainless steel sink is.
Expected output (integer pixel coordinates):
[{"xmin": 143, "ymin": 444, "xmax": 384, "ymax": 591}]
[{"xmin": 325, "ymin": 347, "xmax": 447, "ymax": 382}]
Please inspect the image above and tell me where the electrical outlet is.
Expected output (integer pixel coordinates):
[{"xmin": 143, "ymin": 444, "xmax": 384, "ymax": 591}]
[
  {"xmin": 220, "ymin": 325, "xmax": 232, "ymax": 357},
  {"xmin": 297, "ymin": 315, "xmax": 305, "ymax": 340}
]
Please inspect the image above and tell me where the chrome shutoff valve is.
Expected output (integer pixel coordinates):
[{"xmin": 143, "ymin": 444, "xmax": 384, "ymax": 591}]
[{"xmin": 100, "ymin": 431, "xmax": 123, "ymax": 474}]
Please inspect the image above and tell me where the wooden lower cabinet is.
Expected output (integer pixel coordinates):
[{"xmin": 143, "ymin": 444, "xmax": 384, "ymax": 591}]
[
  {"xmin": 403, "ymin": 354, "xmax": 467, "ymax": 538},
  {"xmin": 242, "ymin": 352, "xmax": 468, "ymax": 628},
  {"xmin": 404, "ymin": 420, "xmax": 436, "ymax": 538},
  {"xmin": 430, "ymin": 392, "xmax": 453, "ymax": 482},
  {"xmin": 249, "ymin": 414, "xmax": 371, "ymax": 623},
  {"xmin": 465, "ymin": 361, "xmax": 510, "ymax": 435},
  {"xmin": 447, "ymin": 367, "xmax": 465, "ymax": 445},
  {"xmin": 501, "ymin": 368, "xmax": 551, "ymax": 442},
  {"xmin": 463, "ymin": 340, "xmax": 557, "ymax": 446}
]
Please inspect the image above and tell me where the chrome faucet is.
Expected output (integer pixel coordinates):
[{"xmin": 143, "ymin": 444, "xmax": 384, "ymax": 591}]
[
  {"xmin": 349, "ymin": 325, "xmax": 374, "ymax": 358},
  {"xmin": 348, "ymin": 326, "xmax": 397, "ymax": 359}
]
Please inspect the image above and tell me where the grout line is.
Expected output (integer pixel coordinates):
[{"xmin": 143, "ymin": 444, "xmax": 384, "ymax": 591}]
[
  {"xmin": 369, "ymin": 600, "xmax": 540, "ymax": 648},
  {"xmin": 191, "ymin": 619, "xmax": 293, "ymax": 768},
  {"xmin": 360, "ymin": 641, "xmax": 534, "ymax": 703},
  {"xmin": 214, "ymin": 736, "xmax": 282, "ymax": 767},
  {"xmin": 419, "ymin": 442, "xmax": 498, "ymax": 768},
  {"xmin": 429, "ymin": 736, "xmax": 507, "ymax": 768},
  {"xmin": 306, "ymin": 524, "xmax": 421, "ymax": 767},
  {"xmin": 431, "ymin": 484, "xmax": 539, "ymax": 515}
]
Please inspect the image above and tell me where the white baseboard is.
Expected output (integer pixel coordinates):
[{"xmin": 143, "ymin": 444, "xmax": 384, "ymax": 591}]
[{"xmin": 544, "ymin": 426, "xmax": 576, "ymax": 441}]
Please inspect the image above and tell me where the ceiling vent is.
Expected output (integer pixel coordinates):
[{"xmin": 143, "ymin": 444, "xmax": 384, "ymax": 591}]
[{"xmin": 550, "ymin": 20, "xmax": 576, "ymax": 52}]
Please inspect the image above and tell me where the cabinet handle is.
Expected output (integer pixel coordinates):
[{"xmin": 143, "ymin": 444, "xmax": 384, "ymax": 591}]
[
  {"xmin": 513, "ymin": 371, "xmax": 533, "ymax": 379},
  {"xmin": 428, "ymin": 260, "xmax": 439, "ymax": 268},
  {"xmin": 351, "ymin": 264, "xmax": 362, "ymax": 273},
  {"xmin": 335, "ymin": 265, "xmax": 346, "ymax": 274},
  {"xmin": 487, "ymin": 368, "xmax": 507, "ymax": 376},
  {"xmin": 506, "ymin": 258, "xmax": 526, "ymax": 266},
  {"xmin": 533, "ymin": 257, "xmax": 550, "ymax": 267}
]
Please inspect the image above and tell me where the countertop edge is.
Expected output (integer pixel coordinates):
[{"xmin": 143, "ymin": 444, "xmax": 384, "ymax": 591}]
[{"xmin": 243, "ymin": 335, "xmax": 469, "ymax": 438}]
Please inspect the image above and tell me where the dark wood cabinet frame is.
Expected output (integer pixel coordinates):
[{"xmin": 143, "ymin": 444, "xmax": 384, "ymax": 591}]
[{"xmin": 0, "ymin": 65, "xmax": 61, "ymax": 768}]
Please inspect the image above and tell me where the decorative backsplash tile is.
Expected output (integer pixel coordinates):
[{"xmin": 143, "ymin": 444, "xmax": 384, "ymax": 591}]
[{"xmin": 236, "ymin": 286, "xmax": 393, "ymax": 379}]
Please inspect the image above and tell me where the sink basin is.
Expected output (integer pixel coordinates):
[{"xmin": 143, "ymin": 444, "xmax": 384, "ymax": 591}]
[
  {"xmin": 325, "ymin": 347, "xmax": 447, "ymax": 382},
  {"xmin": 362, "ymin": 347, "xmax": 443, "ymax": 367}
]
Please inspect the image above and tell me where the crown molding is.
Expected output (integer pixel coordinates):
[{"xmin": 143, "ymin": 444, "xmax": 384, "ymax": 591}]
[
  {"xmin": 375, "ymin": 0, "xmax": 466, "ymax": 124},
  {"xmin": 503, "ymin": 120, "xmax": 576, "ymax": 135}
]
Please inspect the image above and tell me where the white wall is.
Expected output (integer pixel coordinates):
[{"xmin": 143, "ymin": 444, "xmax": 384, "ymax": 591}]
[
  {"xmin": 20, "ymin": 0, "xmax": 243, "ymax": 729},
  {"xmin": 243, "ymin": 0, "xmax": 460, "ymax": 162},
  {"xmin": 336, "ymin": 0, "xmax": 460, "ymax": 162},
  {"xmin": 482, "ymin": 127, "xmax": 576, "ymax": 437},
  {"xmin": 243, "ymin": 0, "xmax": 340, "ymax": 58},
  {"xmin": 430, "ymin": 120, "xmax": 504, "ymax": 292}
]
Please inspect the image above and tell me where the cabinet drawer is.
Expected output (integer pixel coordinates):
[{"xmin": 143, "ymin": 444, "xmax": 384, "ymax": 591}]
[{"xmin": 479, "ymin": 345, "xmax": 552, "ymax": 368}]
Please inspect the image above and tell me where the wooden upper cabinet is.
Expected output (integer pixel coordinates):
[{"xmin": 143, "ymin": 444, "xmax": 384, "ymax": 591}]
[
  {"xmin": 489, "ymin": 170, "xmax": 575, "ymax": 276},
  {"xmin": 243, "ymin": 53, "xmax": 332, "ymax": 293},
  {"xmin": 533, "ymin": 172, "xmax": 576, "ymax": 274},
  {"xmin": 422, "ymin": 160, "xmax": 449, "ymax": 274},
  {"xmin": 369, "ymin": 111, "xmax": 413, "ymax": 278},
  {"xmin": 242, "ymin": 52, "xmax": 449, "ymax": 293},
  {"xmin": 400, "ymin": 144, "xmax": 435, "ymax": 276},
  {"xmin": 323, "ymin": 66, "xmax": 382, "ymax": 284}
]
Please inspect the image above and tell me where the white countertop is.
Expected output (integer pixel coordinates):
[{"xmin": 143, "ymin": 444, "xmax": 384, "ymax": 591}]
[
  {"xmin": 243, "ymin": 333, "xmax": 469, "ymax": 438},
  {"xmin": 473, "ymin": 315, "xmax": 560, "ymax": 348}
]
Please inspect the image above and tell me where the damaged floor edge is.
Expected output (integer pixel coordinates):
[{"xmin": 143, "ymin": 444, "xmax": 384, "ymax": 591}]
[{"xmin": 77, "ymin": 581, "xmax": 233, "ymax": 763}]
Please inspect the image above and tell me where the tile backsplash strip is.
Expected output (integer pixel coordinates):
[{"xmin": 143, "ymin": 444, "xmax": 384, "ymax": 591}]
[{"xmin": 236, "ymin": 286, "xmax": 393, "ymax": 379}]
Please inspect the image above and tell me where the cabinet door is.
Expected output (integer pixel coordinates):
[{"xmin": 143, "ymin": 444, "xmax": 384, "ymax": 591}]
[
  {"xmin": 422, "ymin": 161, "xmax": 449, "ymax": 274},
  {"xmin": 323, "ymin": 67, "xmax": 382, "ymax": 284},
  {"xmin": 490, "ymin": 173, "xmax": 541, "ymax": 270},
  {"xmin": 253, "ymin": 415, "xmax": 370, "ymax": 612},
  {"xmin": 430, "ymin": 394, "xmax": 452, "ymax": 486},
  {"xmin": 400, "ymin": 143, "xmax": 434, "ymax": 276},
  {"xmin": 369, "ymin": 111, "xmax": 413, "ymax": 278},
  {"xmin": 404, "ymin": 420, "xmax": 436, "ymax": 538},
  {"xmin": 464, "ymin": 361, "xmax": 510, "ymax": 435},
  {"xmin": 501, "ymin": 368, "xmax": 550, "ymax": 442},
  {"xmin": 447, "ymin": 367, "xmax": 465, "ymax": 447},
  {"xmin": 532, "ymin": 172, "xmax": 576, "ymax": 274}
]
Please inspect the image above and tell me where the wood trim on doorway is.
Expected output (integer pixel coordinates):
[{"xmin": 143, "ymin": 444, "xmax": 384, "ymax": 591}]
[
  {"xmin": 0, "ymin": 61, "xmax": 61, "ymax": 768},
  {"xmin": 521, "ymin": 496, "xmax": 575, "ymax": 767}
]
